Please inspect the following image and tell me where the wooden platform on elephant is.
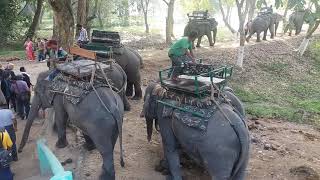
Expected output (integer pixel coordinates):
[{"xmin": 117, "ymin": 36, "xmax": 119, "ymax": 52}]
[{"xmin": 56, "ymin": 59, "xmax": 110, "ymax": 78}]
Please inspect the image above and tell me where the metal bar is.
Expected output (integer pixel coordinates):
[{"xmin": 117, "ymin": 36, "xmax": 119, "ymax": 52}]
[{"xmin": 157, "ymin": 100, "xmax": 205, "ymax": 118}]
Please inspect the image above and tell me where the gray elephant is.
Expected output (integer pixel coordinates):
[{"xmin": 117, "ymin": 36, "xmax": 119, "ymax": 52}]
[
  {"xmin": 95, "ymin": 47, "xmax": 142, "ymax": 100},
  {"xmin": 141, "ymin": 83, "xmax": 250, "ymax": 180},
  {"xmin": 246, "ymin": 12, "xmax": 275, "ymax": 42},
  {"xmin": 18, "ymin": 65, "xmax": 128, "ymax": 179},
  {"xmin": 272, "ymin": 13, "xmax": 284, "ymax": 36},
  {"xmin": 284, "ymin": 10, "xmax": 314, "ymax": 36},
  {"xmin": 184, "ymin": 18, "xmax": 218, "ymax": 48}
]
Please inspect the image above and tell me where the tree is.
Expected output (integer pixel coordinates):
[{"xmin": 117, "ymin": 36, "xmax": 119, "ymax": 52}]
[
  {"xmin": 25, "ymin": 0, "xmax": 44, "ymax": 39},
  {"xmin": 247, "ymin": 0, "xmax": 257, "ymax": 21},
  {"xmin": 48, "ymin": 0, "xmax": 74, "ymax": 49},
  {"xmin": 218, "ymin": 0, "xmax": 237, "ymax": 34},
  {"xmin": 297, "ymin": 0, "xmax": 320, "ymax": 55},
  {"xmin": 235, "ymin": 0, "xmax": 250, "ymax": 68},
  {"xmin": 139, "ymin": 0, "xmax": 151, "ymax": 33},
  {"xmin": 180, "ymin": 0, "xmax": 216, "ymax": 14},
  {"xmin": 162, "ymin": 0, "xmax": 175, "ymax": 44},
  {"xmin": 0, "ymin": 0, "xmax": 20, "ymax": 43}
]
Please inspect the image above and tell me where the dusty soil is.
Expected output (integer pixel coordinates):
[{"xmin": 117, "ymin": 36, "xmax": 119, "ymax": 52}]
[{"xmin": 6, "ymin": 34, "xmax": 320, "ymax": 180}]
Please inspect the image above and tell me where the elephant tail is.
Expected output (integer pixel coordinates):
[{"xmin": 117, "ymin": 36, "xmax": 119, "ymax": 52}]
[
  {"xmin": 113, "ymin": 102, "xmax": 125, "ymax": 167},
  {"xmin": 229, "ymin": 112, "xmax": 250, "ymax": 179}
]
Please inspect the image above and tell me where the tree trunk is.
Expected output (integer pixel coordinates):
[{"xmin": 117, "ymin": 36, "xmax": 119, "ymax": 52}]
[
  {"xmin": 52, "ymin": 15, "xmax": 58, "ymax": 39},
  {"xmin": 219, "ymin": 0, "xmax": 237, "ymax": 34},
  {"xmin": 25, "ymin": 0, "xmax": 44, "ymax": 39},
  {"xmin": 236, "ymin": 0, "xmax": 250, "ymax": 68},
  {"xmin": 282, "ymin": 2, "xmax": 289, "ymax": 31},
  {"xmin": 247, "ymin": 0, "xmax": 256, "ymax": 21},
  {"xmin": 49, "ymin": 0, "xmax": 74, "ymax": 50},
  {"xmin": 98, "ymin": 2, "xmax": 103, "ymax": 28},
  {"xmin": 76, "ymin": 0, "xmax": 86, "ymax": 36},
  {"xmin": 39, "ymin": 3, "xmax": 46, "ymax": 24},
  {"xmin": 165, "ymin": 0, "xmax": 175, "ymax": 44},
  {"xmin": 298, "ymin": 20, "xmax": 320, "ymax": 56},
  {"xmin": 144, "ymin": 11, "xmax": 149, "ymax": 33}
]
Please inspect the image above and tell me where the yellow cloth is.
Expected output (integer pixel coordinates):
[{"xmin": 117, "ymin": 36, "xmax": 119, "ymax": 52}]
[{"xmin": 0, "ymin": 131, "xmax": 13, "ymax": 150}]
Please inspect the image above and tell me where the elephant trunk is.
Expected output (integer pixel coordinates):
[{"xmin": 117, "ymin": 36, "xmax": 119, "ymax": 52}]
[
  {"xmin": 18, "ymin": 94, "xmax": 41, "ymax": 152},
  {"xmin": 142, "ymin": 92, "xmax": 154, "ymax": 142}
]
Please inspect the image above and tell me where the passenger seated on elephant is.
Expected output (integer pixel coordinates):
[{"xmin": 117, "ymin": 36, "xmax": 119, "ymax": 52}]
[
  {"xmin": 45, "ymin": 40, "xmax": 68, "ymax": 81},
  {"xmin": 168, "ymin": 31, "xmax": 198, "ymax": 80}
]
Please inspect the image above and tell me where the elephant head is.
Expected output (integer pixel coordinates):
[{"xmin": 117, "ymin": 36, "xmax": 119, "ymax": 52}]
[
  {"xmin": 208, "ymin": 18, "xmax": 218, "ymax": 31},
  {"xmin": 18, "ymin": 70, "xmax": 53, "ymax": 152}
]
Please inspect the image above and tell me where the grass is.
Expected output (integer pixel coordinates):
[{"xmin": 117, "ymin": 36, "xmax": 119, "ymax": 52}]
[
  {"xmin": 0, "ymin": 50, "xmax": 25, "ymax": 59},
  {"xmin": 232, "ymin": 39, "xmax": 320, "ymax": 125}
]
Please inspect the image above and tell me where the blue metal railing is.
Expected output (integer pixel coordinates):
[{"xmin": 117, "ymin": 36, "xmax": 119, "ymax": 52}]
[{"xmin": 37, "ymin": 139, "xmax": 73, "ymax": 180}]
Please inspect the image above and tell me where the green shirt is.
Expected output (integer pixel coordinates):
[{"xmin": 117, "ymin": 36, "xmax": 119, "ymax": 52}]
[{"xmin": 168, "ymin": 37, "xmax": 192, "ymax": 57}]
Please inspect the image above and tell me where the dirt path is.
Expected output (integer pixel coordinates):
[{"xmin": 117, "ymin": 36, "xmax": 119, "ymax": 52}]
[{"xmin": 7, "ymin": 34, "xmax": 320, "ymax": 180}]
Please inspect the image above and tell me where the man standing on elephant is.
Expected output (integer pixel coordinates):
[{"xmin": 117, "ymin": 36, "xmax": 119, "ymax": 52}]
[{"xmin": 168, "ymin": 31, "xmax": 198, "ymax": 80}]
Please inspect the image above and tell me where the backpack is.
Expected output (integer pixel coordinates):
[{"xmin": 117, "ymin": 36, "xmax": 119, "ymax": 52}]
[{"xmin": 0, "ymin": 132, "xmax": 13, "ymax": 169}]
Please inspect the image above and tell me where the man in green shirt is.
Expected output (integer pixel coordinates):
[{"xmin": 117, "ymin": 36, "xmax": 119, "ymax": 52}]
[{"xmin": 168, "ymin": 31, "xmax": 198, "ymax": 80}]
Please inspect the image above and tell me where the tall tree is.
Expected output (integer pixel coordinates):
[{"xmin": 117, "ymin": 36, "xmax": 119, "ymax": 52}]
[
  {"xmin": 218, "ymin": 0, "xmax": 237, "ymax": 34},
  {"xmin": 48, "ymin": 0, "xmax": 74, "ymax": 49},
  {"xmin": 297, "ymin": 0, "xmax": 320, "ymax": 55},
  {"xmin": 25, "ymin": 0, "xmax": 44, "ymax": 39},
  {"xmin": 162, "ymin": 0, "xmax": 175, "ymax": 44},
  {"xmin": 247, "ymin": 0, "xmax": 257, "ymax": 21},
  {"xmin": 77, "ymin": 0, "xmax": 87, "ymax": 27},
  {"xmin": 139, "ymin": 0, "xmax": 151, "ymax": 33},
  {"xmin": 0, "ymin": 0, "xmax": 20, "ymax": 43},
  {"xmin": 235, "ymin": 0, "xmax": 250, "ymax": 68}
]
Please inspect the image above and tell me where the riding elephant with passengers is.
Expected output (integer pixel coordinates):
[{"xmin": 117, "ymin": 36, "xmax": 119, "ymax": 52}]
[
  {"xmin": 184, "ymin": 18, "xmax": 218, "ymax": 48},
  {"xmin": 95, "ymin": 46, "xmax": 143, "ymax": 100},
  {"xmin": 141, "ymin": 82, "xmax": 250, "ymax": 180},
  {"xmin": 284, "ymin": 9, "xmax": 315, "ymax": 36},
  {"xmin": 18, "ymin": 63, "xmax": 128, "ymax": 180},
  {"xmin": 246, "ymin": 12, "xmax": 276, "ymax": 42}
]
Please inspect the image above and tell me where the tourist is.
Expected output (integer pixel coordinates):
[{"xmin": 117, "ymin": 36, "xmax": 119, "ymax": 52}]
[
  {"xmin": 0, "ymin": 126, "xmax": 14, "ymax": 180},
  {"xmin": 10, "ymin": 75, "xmax": 30, "ymax": 120},
  {"xmin": 19, "ymin": 67, "xmax": 32, "ymax": 88},
  {"xmin": 76, "ymin": 24, "xmax": 89, "ymax": 46},
  {"xmin": 168, "ymin": 31, "xmax": 198, "ymax": 80},
  {"xmin": 24, "ymin": 37, "xmax": 35, "ymax": 61},
  {"xmin": 0, "ymin": 104, "xmax": 17, "ymax": 162},
  {"xmin": 37, "ymin": 38, "xmax": 45, "ymax": 62},
  {"xmin": 2, "ymin": 64, "xmax": 16, "ymax": 111}
]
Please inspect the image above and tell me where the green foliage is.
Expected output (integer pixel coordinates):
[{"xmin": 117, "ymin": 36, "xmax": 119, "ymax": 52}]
[
  {"xmin": 0, "ymin": 0, "xmax": 20, "ymax": 43},
  {"xmin": 180, "ymin": 0, "xmax": 217, "ymax": 14},
  {"xmin": 287, "ymin": 0, "xmax": 306, "ymax": 10}
]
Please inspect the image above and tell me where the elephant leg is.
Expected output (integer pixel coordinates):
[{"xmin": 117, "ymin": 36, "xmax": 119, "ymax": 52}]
[
  {"xmin": 213, "ymin": 30, "xmax": 217, "ymax": 46},
  {"xmin": 275, "ymin": 23, "xmax": 279, "ymax": 36},
  {"xmin": 87, "ymin": 122, "xmax": 118, "ymax": 180},
  {"xmin": 196, "ymin": 36, "xmax": 202, "ymax": 47},
  {"xmin": 192, "ymin": 40, "xmax": 195, "ymax": 49},
  {"xmin": 123, "ymin": 94, "xmax": 131, "ymax": 111},
  {"xmin": 132, "ymin": 80, "xmax": 142, "ymax": 100},
  {"xmin": 207, "ymin": 33, "xmax": 214, "ymax": 46},
  {"xmin": 256, "ymin": 33, "xmax": 261, "ymax": 42},
  {"xmin": 262, "ymin": 30, "xmax": 267, "ymax": 40},
  {"xmin": 126, "ymin": 82, "xmax": 133, "ymax": 97},
  {"xmin": 159, "ymin": 117, "xmax": 182, "ymax": 180},
  {"xmin": 246, "ymin": 32, "xmax": 253, "ymax": 42},
  {"xmin": 53, "ymin": 98, "xmax": 68, "ymax": 148},
  {"xmin": 289, "ymin": 30, "xmax": 292, "ymax": 36}
]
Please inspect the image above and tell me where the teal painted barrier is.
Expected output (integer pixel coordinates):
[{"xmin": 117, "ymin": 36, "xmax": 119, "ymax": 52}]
[{"xmin": 37, "ymin": 139, "xmax": 73, "ymax": 180}]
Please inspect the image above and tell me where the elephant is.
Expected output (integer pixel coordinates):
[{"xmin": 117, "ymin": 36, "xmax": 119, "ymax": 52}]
[
  {"xmin": 96, "ymin": 46, "xmax": 142, "ymax": 100},
  {"xmin": 141, "ymin": 83, "xmax": 250, "ymax": 180},
  {"xmin": 246, "ymin": 12, "xmax": 275, "ymax": 42},
  {"xmin": 18, "ymin": 70, "xmax": 126, "ymax": 180},
  {"xmin": 284, "ymin": 10, "xmax": 314, "ymax": 36},
  {"xmin": 184, "ymin": 18, "xmax": 218, "ymax": 48},
  {"xmin": 272, "ymin": 13, "xmax": 284, "ymax": 36}
]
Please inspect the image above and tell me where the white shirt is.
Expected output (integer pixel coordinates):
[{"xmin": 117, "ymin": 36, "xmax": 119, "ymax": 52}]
[
  {"xmin": 0, "ymin": 109, "xmax": 14, "ymax": 127},
  {"xmin": 78, "ymin": 28, "xmax": 88, "ymax": 42}
]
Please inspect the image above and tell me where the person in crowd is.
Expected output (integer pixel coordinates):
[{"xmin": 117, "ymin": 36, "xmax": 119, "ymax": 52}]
[
  {"xmin": 19, "ymin": 67, "xmax": 32, "ymax": 88},
  {"xmin": 43, "ymin": 38, "xmax": 49, "ymax": 59},
  {"xmin": 0, "ymin": 103, "xmax": 17, "ymax": 162},
  {"xmin": 24, "ymin": 37, "xmax": 35, "ymax": 61},
  {"xmin": 76, "ymin": 24, "xmax": 89, "ymax": 46},
  {"xmin": 2, "ymin": 64, "xmax": 16, "ymax": 111},
  {"xmin": 37, "ymin": 38, "xmax": 46, "ymax": 62},
  {"xmin": 0, "ymin": 126, "xmax": 14, "ymax": 180},
  {"xmin": 10, "ymin": 75, "xmax": 30, "ymax": 120},
  {"xmin": 168, "ymin": 31, "xmax": 198, "ymax": 80}
]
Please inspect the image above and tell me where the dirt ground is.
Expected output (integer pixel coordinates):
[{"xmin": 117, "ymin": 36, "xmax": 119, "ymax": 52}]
[{"xmin": 5, "ymin": 34, "xmax": 320, "ymax": 180}]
